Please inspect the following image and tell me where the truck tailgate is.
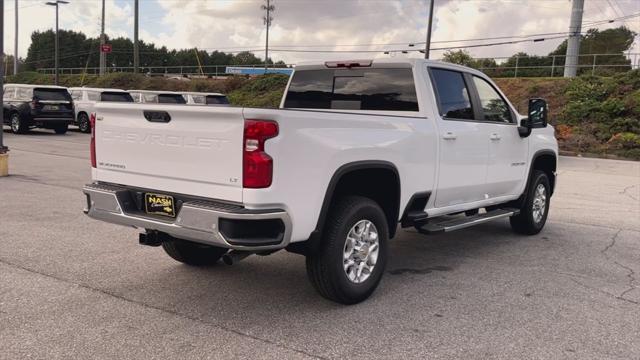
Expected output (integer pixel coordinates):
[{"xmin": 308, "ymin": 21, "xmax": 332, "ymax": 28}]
[{"xmin": 93, "ymin": 103, "xmax": 244, "ymax": 202}]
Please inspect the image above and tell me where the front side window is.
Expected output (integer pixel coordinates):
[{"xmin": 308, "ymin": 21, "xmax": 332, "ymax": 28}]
[
  {"xmin": 284, "ymin": 68, "xmax": 419, "ymax": 111},
  {"xmin": 472, "ymin": 76, "xmax": 513, "ymax": 123},
  {"xmin": 430, "ymin": 69, "xmax": 474, "ymax": 120}
]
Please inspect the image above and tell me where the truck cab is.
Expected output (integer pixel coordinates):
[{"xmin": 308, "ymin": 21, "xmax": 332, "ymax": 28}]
[{"xmin": 69, "ymin": 87, "xmax": 134, "ymax": 133}]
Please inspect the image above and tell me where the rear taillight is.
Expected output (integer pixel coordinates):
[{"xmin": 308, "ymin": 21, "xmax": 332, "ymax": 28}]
[
  {"xmin": 90, "ymin": 113, "xmax": 96, "ymax": 168},
  {"xmin": 243, "ymin": 119, "xmax": 278, "ymax": 188}
]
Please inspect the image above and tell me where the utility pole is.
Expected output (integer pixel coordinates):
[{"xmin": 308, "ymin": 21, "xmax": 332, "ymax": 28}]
[
  {"xmin": 425, "ymin": 0, "xmax": 435, "ymax": 59},
  {"xmin": 134, "ymin": 0, "xmax": 139, "ymax": 73},
  {"xmin": 261, "ymin": 0, "xmax": 274, "ymax": 74},
  {"xmin": 1, "ymin": 0, "xmax": 7, "ymax": 160},
  {"xmin": 45, "ymin": 1, "xmax": 68, "ymax": 86},
  {"xmin": 564, "ymin": 0, "xmax": 584, "ymax": 77},
  {"xmin": 13, "ymin": 0, "xmax": 17, "ymax": 75},
  {"xmin": 100, "ymin": 0, "xmax": 106, "ymax": 76}
]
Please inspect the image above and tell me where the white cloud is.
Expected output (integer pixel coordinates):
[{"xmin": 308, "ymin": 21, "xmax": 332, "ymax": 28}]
[{"xmin": 4, "ymin": 0, "xmax": 639, "ymax": 65}]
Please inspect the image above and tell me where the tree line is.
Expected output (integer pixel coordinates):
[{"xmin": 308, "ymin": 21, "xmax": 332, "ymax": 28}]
[
  {"xmin": 442, "ymin": 27, "xmax": 636, "ymax": 77},
  {"xmin": 20, "ymin": 29, "xmax": 286, "ymax": 72}
]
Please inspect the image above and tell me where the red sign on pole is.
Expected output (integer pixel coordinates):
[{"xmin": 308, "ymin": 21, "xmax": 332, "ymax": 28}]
[{"xmin": 100, "ymin": 44, "xmax": 112, "ymax": 53}]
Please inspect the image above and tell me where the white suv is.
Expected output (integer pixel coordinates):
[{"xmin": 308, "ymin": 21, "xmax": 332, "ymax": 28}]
[
  {"xmin": 182, "ymin": 92, "xmax": 230, "ymax": 106},
  {"xmin": 128, "ymin": 90, "xmax": 187, "ymax": 104},
  {"xmin": 69, "ymin": 87, "xmax": 133, "ymax": 133}
]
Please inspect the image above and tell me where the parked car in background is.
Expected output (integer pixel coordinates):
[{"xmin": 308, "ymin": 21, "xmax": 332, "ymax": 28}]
[
  {"xmin": 84, "ymin": 59, "xmax": 558, "ymax": 304},
  {"xmin": 182, "ymin": 92, "xmax": 230, "ymax": 106},
  {"xmin": 2, "ymin": 84, "xmax": 74, "ymax": 134},
  {"xmin": 69, "ymin": 87, "xmax": 134, "ymax": 133},
  {"xmin": 128, "ymin": 90, "xmax": 187, "ymax": 104}
]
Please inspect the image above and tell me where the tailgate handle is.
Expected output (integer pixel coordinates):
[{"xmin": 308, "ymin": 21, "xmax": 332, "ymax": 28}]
[{"xmin": 143, "ymin": 110, "xmax": 171, "ymax": 123}]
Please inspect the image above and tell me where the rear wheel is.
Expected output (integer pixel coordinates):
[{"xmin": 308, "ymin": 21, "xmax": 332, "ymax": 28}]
[
  {"xmin": 10, "ymin": 112, "xmax": 28, "ymax": 134},
  {"xmin": 162, "ymin": 236, "xmax": 228, "ymax": 266},
  {"xmin": 510, "ymin": 170, "xmax": 550, "ymax": 235},
  {"xmin": 306, "ymin": 196, "xmax": 389, "ymax": 304},
  {"xmin": 53, "ymin": 124, "xmax": 68, "ymax": 134},
  {"xmin": 78, "ymin": 113, "xmax": 91, "ymax": 133}
]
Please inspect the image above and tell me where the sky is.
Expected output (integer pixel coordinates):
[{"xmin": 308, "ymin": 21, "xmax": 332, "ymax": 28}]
[{"xmin": 5, "ymin": 0, "xmax": 640, "ymax": 66}]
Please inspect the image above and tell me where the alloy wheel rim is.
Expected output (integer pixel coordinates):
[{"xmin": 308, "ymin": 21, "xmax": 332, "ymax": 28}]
[
  {"xmin": 80, "ymin": 117, "xmax": 89, "ymax": 132},
  {"xmin": 343, "ymin": 219, "xmax": 379, "ymax": 284},
  {"xmin": 532, "ymin": 183, "xmax": 547, "ymax": 223},
  {"xmin": 11, "ymin": 115, "xmax": 19, "ymax": 132}
]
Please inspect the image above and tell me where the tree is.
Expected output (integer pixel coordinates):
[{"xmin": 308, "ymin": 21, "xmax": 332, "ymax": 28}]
[{"xmin": 441, "ymin": 50, "xmax": 477, "ymax": 67}]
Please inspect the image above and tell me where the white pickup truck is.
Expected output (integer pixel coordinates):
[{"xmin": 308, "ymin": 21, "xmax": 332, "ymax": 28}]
[{"xmin": 83, "ymin": 59, "xmax": 557, "ymax": 304}]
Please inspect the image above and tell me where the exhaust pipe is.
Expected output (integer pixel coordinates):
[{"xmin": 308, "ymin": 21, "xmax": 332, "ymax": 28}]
[{"xmin": 222, "ymin": 250, "xmax": 253, "ymax": 265}]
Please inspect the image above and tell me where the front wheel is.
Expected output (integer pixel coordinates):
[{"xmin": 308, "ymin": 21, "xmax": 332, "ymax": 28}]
[
  {"xmin": 306, "ymin": 196, "xmax": 389, "ymax": 304},
  {"xmin": 77, "ymin": 113, "xmax": 91, "ymax": 133},
  {"xmin": 162, "ymin": 236, "xmax": 228, "ymax": 266},
  {"xmin": 510, "ymin": 170, "xmax": 550, "ymax": 235},
  {"xmin": 10, "ymin": 112, "xmax": 28, "ymax": 134}
]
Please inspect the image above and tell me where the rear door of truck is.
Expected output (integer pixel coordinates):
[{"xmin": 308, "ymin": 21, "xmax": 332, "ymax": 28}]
[{"xmin": 93, "ymin": 103, "xmax": 245, "ymax": 202}]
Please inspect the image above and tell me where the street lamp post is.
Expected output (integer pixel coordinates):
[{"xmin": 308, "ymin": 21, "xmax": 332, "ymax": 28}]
[{"xmin": 45, "ymin": 0, "xmax": 68, "ymax": 85}]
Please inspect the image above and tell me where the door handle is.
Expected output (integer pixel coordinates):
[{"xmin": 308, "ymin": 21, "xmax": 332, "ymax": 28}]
[
  {"xmin": 490, "ymin": 133, "xmax": 501, "ymax": 141},
  {"xmin": 442, "ymin": 132, "xmax": 457, "ymax": 140}
]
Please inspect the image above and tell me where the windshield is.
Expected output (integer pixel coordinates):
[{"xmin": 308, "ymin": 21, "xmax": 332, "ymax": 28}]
[
  {"xmin": 101, "ymin": 92, "xmax": 134, "ymax": 102},
  {"xmin": 33, "ymin": 88, "xmax": 72, "ymax": 102}
]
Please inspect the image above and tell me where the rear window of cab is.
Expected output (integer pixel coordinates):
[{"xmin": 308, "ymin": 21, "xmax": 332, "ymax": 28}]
[{"xmin": 283, "ymin": 68, "xmax": 418, "ymax": 111}]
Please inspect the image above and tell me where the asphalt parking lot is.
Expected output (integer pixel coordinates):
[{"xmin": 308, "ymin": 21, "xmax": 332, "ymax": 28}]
[{"xmin": 1, "ymin": 129, "xmax": 639, "ymax": 359}]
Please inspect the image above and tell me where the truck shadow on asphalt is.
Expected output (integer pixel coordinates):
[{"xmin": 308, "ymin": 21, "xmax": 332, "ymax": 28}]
[{"xmin": 120, "ymin": 220, "xmax": 544, "ymax": 314}]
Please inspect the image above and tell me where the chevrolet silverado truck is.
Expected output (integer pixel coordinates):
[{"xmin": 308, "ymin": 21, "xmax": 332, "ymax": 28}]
[{"xmin": 83, "ymin": 59, "xmax": 557, "ymax": 304}]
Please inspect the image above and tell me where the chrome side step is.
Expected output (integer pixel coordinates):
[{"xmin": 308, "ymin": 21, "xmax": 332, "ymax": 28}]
[{"xmin": 416, "ymin": 208, "xmax": 519, "ymax": 234}]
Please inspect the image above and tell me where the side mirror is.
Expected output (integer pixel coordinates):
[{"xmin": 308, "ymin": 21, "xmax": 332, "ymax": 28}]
[{"xmin": 528, "ymin": 98, "xmax": 548, "ymax": 129}]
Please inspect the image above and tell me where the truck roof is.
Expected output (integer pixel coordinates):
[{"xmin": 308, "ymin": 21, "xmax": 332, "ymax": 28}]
[
  {"xmin": 4, "ymin": 83, "xmax": 68, "ymax": 89},
  {"xmin": 127, "ymin": 89, "xmax": 183, "ymax": 95},
  {"xmin": 293, "ymin": 58, "xmax": 485, "ymax": 76},
  {"xmin": 182, "ymin": 91, "xmax": 225, "ymax": 96},
  {"xmin": 68, "ymin": 87, "xmax": 127, "ymax": 92}
]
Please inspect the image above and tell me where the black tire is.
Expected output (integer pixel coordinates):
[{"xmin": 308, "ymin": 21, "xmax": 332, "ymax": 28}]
[
  {"xmin": 510, "ymin": 170, "xmax": 550, "ymax": 235},
  {"xmin": 161, "ymin": 236, "xmax": 228, "ymax": 266},
  {"xmin": 9, "ymin": 112, "xmax": 28, "ymax": 134},
  {"xmin": 53, "ymin": 124, "xmax": 68, "ymax": 134},
  {"xmin": 306, "ymin": 196, "xmax": 389, "ymax": 304},
  {"xmin": 78, "ymin": 113, "xmax": 91, "ymax": 133}
]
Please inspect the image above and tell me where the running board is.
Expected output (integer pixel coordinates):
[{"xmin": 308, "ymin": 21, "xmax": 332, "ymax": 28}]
[{"xmin": 416, "ymin": 208, "xmax": 519, "ymax": 234}]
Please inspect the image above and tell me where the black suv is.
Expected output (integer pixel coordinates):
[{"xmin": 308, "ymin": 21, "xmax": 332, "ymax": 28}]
[{"xmin": 3, "ymin": 84, "xmax": 75, "ymax": 134}]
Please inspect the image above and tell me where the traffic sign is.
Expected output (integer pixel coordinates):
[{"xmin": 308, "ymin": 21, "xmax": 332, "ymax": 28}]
[{"xmin": 100, "ymin": 44, "xmax": 112, "ymax": 53}]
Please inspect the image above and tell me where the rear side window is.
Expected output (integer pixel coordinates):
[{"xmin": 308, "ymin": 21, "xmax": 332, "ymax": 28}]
[
  {"xmin": 157, "ymin": 94, "xmax": 186, "ymax": 104},
  {"xmin": 101, "ymin": 92, "xmax": 134, "ymax": 102},
  {"xmin": 430, "ymin": 69, "xmax": 474, "ymax": 120},
  {"xmin": 191, "ymin": 95, "xmax": 205, "ymax": 104},
  {"xmin": 70, "ymin": 90, "xmax": 82, "ymax": 101},
  {"xmin": 3, "ymin": 87, "xmax": 16, "ymax": 100},
  {"xmin": 34, "ymin": 88, "xmax": 72, "ymax": 101},
  {"xmin": 206, "ymin": 95, "xmax": 230, "ymax": 105},
  {"xmin": 284, "ymin": 68, "xmax": 419, "ymax": 111},
  {"xmin": 472, "ymin": 76, "xmax": 513, "ymax": 123},
  {"xmin": 87, "ymin": 91, "xmax": 100, "ymax": 101}
]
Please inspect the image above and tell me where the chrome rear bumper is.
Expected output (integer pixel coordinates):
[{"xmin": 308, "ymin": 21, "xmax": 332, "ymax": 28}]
[{"xmin": 83, "ymin": 183, "xmax": 291, "ymax": 251}]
